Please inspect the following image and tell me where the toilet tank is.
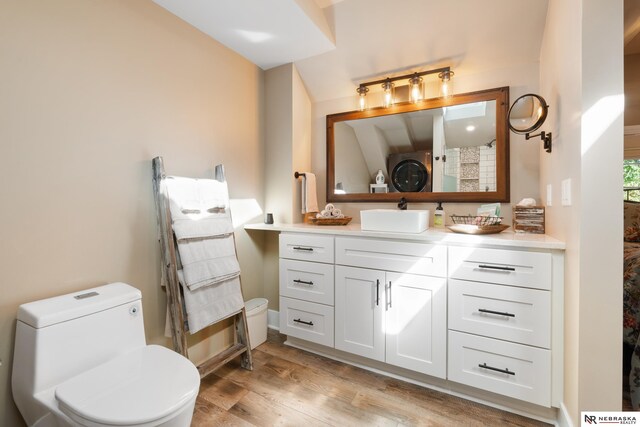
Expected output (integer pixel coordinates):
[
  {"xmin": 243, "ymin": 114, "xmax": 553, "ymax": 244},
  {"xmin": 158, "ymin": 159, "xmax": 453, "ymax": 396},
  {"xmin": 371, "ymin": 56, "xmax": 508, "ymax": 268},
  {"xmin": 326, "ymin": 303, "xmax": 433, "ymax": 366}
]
[{"xmin": 12, "ymin": 283, "xmax": 146, "ymax": 416}]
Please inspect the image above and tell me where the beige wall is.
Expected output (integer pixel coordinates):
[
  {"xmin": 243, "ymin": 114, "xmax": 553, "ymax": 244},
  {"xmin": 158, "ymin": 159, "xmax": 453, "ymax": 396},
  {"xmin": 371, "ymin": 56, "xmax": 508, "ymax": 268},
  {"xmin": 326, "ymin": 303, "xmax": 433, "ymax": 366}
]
[
  {"xmin": 0, "ymin": 1, "xmax": 265, "ymax": 424},
  {"xmin": 262, "ymin": 64, "xmax": 312, "ymax": 312},
  {"xmin": 311, "ymin": 63, "xmax": 542, "ymax": 224},
  {"xmin": 540, "ymin": 0, "xmax": 623, "ymax": 424}
]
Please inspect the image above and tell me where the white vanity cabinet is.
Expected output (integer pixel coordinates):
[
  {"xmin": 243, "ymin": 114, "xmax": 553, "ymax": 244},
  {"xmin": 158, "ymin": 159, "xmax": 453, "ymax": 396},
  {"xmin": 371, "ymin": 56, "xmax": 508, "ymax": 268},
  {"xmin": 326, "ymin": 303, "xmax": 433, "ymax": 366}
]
[
  {"xmin": 447, "ymin": 246, "xmax": 555, "ymax": 407},
  {"xmin": 334, "ymin": 237, "xmax": 447, "ymax": 378},
  {"xmin": 259, "ymin": 224, "xmax": 564, "ymax": 413},
  {"xmin": 278, "ymin": 234, "xmax": 335, "ymax": 347}
]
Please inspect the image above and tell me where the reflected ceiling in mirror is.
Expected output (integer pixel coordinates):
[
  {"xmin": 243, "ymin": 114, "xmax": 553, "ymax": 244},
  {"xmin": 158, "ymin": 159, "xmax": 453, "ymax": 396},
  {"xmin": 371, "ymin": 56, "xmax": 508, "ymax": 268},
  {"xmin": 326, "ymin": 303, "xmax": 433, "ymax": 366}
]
[{"xmin": 327, "ymin": 87, "xmax": 510, "ymax": 203}]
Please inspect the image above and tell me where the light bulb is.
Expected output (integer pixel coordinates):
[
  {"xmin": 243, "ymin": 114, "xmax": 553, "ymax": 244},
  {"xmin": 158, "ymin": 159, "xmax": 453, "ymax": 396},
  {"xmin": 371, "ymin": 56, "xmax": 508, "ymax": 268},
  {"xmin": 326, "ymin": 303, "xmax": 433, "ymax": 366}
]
[
  {"xmin": 356, "ymin": 86, "xmax": 369, "ymax": 111},
  {"xmin": 438, "ymin": 70, "xmax": 454, "ymax": 98},
  {"xmin": 382, "ymin": 79, "xmax": 395, "ymax": 108},
  {"xmin": 408, "ymin": 74, "xmax": 424, "ymax": 103}
]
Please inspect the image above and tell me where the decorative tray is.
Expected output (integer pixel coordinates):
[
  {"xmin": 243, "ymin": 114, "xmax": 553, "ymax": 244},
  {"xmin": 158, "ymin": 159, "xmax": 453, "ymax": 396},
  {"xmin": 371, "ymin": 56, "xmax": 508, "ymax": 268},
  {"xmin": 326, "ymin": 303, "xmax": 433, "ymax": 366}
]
[
  {"xmin": 448, "ymin": 224, "xmax": 510, "ymax": 235},
  {"xmin": 309, "ymin": 216, "xmax": 353, "ymax": 226},
  {"xmin": 448, "ymin": 215, "xmax": 508, "ymax": 234}
]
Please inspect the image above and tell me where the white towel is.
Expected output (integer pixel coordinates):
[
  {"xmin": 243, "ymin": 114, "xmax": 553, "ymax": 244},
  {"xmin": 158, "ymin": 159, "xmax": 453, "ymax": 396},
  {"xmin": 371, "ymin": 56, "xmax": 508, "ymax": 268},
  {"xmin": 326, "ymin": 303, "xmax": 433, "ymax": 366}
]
[
  {"xmin": 161, "ymin": 174, "xmax": 245, "ymax": 334},
  {"xmin": 179, "ymin": 271, "xmax": 244, "ymax": 334},
  {"xmin": 177, "ymin": 235, "xmax": 240, "ymax": 290},
  {"xmin": 301, "ymin": 172, "xmax": 319, "ymax": 214},
  {"xmin": 172, "ymin": 216, "xmax": 233, "ymax": 241}
]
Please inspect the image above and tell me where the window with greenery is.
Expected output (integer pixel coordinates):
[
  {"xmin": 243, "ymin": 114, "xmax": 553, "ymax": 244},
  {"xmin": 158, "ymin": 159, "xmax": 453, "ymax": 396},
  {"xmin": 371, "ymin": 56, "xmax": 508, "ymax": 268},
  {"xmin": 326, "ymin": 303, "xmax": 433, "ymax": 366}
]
[{"xmin": 625, "ymin": 159, "xmax": 640, "ymax": 201}]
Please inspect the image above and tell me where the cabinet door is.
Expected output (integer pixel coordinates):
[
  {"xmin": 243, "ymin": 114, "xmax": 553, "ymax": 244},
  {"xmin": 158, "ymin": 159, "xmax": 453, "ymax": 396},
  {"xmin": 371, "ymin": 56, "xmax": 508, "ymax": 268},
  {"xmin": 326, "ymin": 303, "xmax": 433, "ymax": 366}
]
[
  {"xmin": 385, "ymin": 272, "xmax": 446, "ymax": 378},
  {"xmin": 335, "ymin": 265, "xmax": 385, "ymax": 361}
]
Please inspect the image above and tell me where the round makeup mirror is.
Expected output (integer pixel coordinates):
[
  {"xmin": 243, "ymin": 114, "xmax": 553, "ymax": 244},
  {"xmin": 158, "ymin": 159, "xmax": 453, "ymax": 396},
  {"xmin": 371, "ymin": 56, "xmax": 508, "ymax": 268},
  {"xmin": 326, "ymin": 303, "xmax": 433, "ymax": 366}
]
[
  {"xmin": 508, "ymin": 94, "xmax": 548, "ymax": 134},
  {"xmin": 508, "ymin": 93, "xmax": 552, "ymax": 153}
]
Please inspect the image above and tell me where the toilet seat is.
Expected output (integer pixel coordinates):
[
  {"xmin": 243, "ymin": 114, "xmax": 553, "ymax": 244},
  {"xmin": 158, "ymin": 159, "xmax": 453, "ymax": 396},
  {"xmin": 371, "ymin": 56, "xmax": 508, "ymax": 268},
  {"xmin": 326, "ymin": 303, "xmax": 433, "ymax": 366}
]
[{"xmin": 55, "ymin": 345, "xmax": 200, "ymax": 427}]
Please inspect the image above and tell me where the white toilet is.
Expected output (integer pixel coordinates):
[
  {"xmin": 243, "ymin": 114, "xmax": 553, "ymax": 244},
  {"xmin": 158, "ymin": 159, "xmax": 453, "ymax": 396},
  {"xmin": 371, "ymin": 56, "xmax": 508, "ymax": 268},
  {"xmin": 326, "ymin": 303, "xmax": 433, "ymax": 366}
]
[{"xmin": 12, "ymin": 282, "xmax": 200, "ymax": 427}]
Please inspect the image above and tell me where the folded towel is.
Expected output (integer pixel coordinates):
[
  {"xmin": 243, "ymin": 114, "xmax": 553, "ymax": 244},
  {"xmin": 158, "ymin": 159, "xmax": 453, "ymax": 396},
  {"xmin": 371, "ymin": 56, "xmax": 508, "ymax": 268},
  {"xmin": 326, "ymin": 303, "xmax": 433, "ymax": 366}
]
[
  {"xmin": 301, "ymin": 172, "xmax": 319, "ymax": 214},
  {"xmin": 179, "ymin": 272, "xmax": 244, "ymax": 334},
  {"xmin": 172, "ymin": 216, "xmax": 233, "ymax": 241},
  {"xmin": 164, "ymin": 174, "xmax": 242, "ymax": 289},
  {"xmin": 165, "ymin": 176, "xmax": 229, "ymax": 222},
  {"xmin": 177, "ymin": 234, "xmax": 240, "ymax": 290}
]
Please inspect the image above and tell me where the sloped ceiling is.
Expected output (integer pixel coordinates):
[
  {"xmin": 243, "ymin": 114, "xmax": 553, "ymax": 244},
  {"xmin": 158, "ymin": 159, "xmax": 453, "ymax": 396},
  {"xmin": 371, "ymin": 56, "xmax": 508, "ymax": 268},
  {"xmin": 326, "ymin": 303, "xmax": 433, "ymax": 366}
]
[
  {"xmin": 152, "ymin": 0, "xmax": 336, "ymax": 70},
  {"xmin": 153, "ymin": 0, "xmax": 549, "ymax": 103}
]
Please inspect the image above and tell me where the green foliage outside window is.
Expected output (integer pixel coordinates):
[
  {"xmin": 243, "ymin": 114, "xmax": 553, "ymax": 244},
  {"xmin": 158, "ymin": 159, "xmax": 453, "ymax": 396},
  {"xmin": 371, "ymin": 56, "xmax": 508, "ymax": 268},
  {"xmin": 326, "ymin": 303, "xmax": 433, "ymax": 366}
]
[{"xmin": 624, "ymin": 159, "xmax": 640, "ymax": 201}]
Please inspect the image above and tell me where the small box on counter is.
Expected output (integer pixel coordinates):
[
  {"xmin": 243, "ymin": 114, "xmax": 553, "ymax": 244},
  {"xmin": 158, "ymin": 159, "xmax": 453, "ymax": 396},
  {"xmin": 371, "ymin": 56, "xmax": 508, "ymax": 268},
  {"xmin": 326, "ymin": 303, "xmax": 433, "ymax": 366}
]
[{"xmin": 512, "ymin": 206, "xmax": 545, "ymax": 234}]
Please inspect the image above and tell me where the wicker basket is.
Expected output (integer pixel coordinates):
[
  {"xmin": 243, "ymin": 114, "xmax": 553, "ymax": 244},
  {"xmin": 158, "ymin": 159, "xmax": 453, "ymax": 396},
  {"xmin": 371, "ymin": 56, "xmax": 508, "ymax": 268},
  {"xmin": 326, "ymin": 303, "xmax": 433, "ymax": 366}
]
[{"xmin": 309, "ymin": 216, "xmax": 352, "ymax": 226}]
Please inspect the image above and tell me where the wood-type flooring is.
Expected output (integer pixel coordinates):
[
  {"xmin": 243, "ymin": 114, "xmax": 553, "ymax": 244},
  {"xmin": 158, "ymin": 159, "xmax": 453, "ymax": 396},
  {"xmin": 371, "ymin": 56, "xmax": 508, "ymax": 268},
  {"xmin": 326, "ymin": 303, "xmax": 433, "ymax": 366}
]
[{"xmin": 192, "ymin": 329, "xmax": 550, "ymax": 426}]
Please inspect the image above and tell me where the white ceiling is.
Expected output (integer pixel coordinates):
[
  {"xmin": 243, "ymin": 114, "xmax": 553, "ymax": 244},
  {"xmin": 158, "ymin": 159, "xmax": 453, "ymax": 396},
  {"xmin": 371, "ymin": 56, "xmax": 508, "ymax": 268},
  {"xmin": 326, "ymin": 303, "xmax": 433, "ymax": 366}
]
[
  {"xmin": 152, "ymin": 0, "xmax": 336, "ymax": 70},
  {"xmin": 153, "ymin": 0, "xmax": 550, "ymax": 103}
]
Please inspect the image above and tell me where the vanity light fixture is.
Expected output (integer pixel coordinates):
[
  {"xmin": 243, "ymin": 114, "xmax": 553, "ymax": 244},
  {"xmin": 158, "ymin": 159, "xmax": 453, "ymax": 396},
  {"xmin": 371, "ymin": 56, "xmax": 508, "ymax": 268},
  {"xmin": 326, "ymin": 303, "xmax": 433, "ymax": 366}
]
[{"xmin": 355, "ymin": 66, "xmax": 454, "ymax": 110}]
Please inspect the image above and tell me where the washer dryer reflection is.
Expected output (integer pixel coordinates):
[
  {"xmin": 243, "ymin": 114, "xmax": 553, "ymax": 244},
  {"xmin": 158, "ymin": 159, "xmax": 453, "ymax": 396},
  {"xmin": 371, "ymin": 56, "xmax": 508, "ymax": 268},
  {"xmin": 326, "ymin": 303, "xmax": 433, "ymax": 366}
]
[{"xmin": 387, "ymin": 150, "xmax": 433, "ymax": 193}]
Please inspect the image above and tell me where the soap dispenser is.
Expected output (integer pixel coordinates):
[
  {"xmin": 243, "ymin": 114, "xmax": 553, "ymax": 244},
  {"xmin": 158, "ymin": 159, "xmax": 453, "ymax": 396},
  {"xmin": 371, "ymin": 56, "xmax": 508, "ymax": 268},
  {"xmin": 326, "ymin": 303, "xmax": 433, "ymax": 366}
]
[{"xmin": 434, "ymin": 202, "xmax": 445, "ymax": 228}]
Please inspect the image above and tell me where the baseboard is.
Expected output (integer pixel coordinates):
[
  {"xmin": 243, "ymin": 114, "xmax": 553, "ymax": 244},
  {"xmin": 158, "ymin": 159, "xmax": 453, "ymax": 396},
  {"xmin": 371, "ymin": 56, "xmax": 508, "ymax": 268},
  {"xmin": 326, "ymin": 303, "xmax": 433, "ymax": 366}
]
[
  {"xmin": 557, "ymin": 402, "xmax": 573, "ymax": 427},
  {"xmin": 267, "ymin": 309, "xmax": 279, "ymax": 330}
]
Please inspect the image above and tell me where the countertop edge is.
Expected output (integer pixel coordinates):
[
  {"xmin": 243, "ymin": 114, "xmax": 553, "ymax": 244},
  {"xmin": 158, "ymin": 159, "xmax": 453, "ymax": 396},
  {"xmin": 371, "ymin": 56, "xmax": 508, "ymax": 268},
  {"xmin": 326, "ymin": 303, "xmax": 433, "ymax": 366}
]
[{"xmin": 243, "ymin": 223, "xmax": 566, "ymax": 251}]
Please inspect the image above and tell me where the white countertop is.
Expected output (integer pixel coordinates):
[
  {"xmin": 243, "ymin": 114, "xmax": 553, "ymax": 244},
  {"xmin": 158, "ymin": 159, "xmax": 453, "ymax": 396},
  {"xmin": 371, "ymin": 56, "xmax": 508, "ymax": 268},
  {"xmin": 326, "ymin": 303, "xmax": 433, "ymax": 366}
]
[{"xmin": 243, "ymin": 222, "xmax": 565, "ymax": 250}]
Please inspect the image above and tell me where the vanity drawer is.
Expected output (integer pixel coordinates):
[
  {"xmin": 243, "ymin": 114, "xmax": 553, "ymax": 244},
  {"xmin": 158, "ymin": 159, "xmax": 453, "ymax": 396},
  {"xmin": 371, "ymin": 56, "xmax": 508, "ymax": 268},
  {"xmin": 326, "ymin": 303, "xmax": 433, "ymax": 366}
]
[
  {"xmin": 448, "ymin": 279, "xmax": 551, "ymax": 348},
  {"xmin": 279, "ymin": 233, "xmax": 334, "ymax": 264},
  {"xmin": 279, "ymin": 259, "xmax": 334, "ymax": 306},
  {"xmin": 279, "ymin": 297, "xmax": 334, "ymax": 347},
  {"xmin": 448, "ymin": 331, "xmax": 551, "ymax": 407},
  {"xmin": 335, "ymin": 237, "xmax": 447, "ymax": 277},
  {"xmin": 448, "ymin": 246, "xmax": 552, "ymax": 290}
]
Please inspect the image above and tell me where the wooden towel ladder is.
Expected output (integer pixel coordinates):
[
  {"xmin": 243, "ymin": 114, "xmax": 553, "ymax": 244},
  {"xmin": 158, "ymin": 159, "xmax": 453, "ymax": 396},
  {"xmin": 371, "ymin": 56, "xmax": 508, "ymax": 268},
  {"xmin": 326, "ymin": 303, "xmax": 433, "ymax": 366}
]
[{"xmin": 151, "ymin": 156, "xmax": 253, "ymax": 378}]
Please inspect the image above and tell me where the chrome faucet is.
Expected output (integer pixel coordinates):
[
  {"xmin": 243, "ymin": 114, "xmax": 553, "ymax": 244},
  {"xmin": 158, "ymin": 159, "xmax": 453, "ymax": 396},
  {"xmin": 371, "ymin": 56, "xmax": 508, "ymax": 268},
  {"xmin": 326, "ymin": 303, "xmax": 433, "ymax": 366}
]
[{"xmin": 398, "ymin": 197, "xmax": 407, "ymax": 210}]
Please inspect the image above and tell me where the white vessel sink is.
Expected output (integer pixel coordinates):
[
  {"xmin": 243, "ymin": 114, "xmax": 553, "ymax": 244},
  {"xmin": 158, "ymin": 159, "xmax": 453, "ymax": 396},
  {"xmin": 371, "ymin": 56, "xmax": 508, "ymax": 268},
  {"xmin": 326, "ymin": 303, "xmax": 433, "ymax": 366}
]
[{"xmin": 360, "ymin": 209, "xmax": 429, "ymax": 233}]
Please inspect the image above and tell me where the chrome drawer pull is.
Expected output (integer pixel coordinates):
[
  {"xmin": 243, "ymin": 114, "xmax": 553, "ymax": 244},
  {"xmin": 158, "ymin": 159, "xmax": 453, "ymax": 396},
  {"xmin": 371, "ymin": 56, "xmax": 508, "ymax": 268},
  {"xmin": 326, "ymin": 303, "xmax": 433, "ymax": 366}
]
[
  {"xmin": 478, "ymin": 308, "xmax": 515, "ymax": 318},
  {"xmin": 293, "ymin": 246, "xmax": 314, "ymax": 252},
  {"xmin": 293, "ymin": 318, "xmax": 314, "ymax": 326},
  {"xmin": 293, "ymin": 279, "xmax": 314, "ymax": 286},
  {"xmin": 477, "ymin": 264, "xmax": 516, "ymax": 272},
  {"xmin": 478, "ymin": 363, "xmax": 515, "ymax": 376}
]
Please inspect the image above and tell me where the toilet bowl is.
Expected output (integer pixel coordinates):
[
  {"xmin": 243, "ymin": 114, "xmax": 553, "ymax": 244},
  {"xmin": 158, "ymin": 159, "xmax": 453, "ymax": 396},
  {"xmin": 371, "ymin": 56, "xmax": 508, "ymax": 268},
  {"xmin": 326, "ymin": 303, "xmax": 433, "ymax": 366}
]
[{"xmin": 12, "ymin": 283, "xmax": 200, "ymax": 427}]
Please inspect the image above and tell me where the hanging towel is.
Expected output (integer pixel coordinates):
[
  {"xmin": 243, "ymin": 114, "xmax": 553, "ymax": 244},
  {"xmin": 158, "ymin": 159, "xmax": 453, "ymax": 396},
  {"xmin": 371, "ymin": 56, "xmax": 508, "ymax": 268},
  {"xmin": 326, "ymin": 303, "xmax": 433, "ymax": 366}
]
[
  {"xmin": 301, "ymin": 172, "xmax": 319, "ymax": 214},
  {"xmin": 162, "ymin": 174, "xmax": 244, "ymax": 334},
  {"xmin": 176, "ymin": 234, "xmax": 240, "ymax": 291},
  {"xmin": 178, "ymin": 271, "xmax": 244, "ymax": 334}
]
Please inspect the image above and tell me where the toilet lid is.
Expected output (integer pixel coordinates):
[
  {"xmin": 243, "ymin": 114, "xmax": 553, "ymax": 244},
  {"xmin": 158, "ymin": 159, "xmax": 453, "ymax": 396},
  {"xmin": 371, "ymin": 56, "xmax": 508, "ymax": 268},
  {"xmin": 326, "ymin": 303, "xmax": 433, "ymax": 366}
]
[{"xmin": 55, "ymin": 345, "xmax": 200, "ymax": 426}]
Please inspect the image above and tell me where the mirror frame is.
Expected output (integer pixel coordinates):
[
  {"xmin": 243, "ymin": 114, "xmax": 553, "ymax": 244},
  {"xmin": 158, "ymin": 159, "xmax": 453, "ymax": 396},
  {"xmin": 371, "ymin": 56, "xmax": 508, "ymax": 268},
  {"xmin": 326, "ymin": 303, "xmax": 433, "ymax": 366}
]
[
  {"xmin": 326, "ymin": 86, "xmax": 510, "ymax": 203},
  {"xmin": 508, "ymin": 93, "xmax": 548, "ymax": 134}
]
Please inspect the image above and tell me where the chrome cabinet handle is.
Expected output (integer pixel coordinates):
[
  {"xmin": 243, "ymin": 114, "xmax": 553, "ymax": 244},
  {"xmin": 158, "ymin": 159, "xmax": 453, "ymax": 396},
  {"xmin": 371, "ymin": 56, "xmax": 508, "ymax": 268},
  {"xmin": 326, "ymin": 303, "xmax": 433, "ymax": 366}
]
[
  {"xmin": 293, "ymin": 318, "xmax": 314, "ymax": 326},
  {"xmin": 293, "ymin": 279, "xmax": 314, "ymax": 286},
  {"xmin": 478, "ymin": 363, "xmax": 515, "ymax": 375},
  {"xmin": 376, "ymin": 279, "xmax": 380, "ymax": 306},
  {"xmin": 293, "ymin": 246, "xmax": 313, "ymax": 252},
  {"xmin": 388, "ymin": 281, "xmax": 392, "ymax": 308},
  {"xmin": 478, "ymin": 308, "xmax": 515, "ymax": 318},
  {"xmin": 478, "ymin": 264, "xmax": 515, "ymax": 272}
]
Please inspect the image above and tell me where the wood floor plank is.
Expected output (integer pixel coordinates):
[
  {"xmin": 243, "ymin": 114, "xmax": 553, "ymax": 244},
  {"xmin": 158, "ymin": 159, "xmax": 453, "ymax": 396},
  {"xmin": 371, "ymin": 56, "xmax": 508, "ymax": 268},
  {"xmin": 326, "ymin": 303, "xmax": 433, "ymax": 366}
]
[
  {"xmin": 199, "ymin": 375, "xmax": 249, "ymax": 410},
  {"xmin": 229, "ymin": 390, "xmax": 327, "ymax": 427},
  {"xmin": 196, "ymin": 330, "xmax": 550, "ymax": 427},
  {"xmin": 191, "ymin": 397, "xmax": 253, "ymax": 427}
]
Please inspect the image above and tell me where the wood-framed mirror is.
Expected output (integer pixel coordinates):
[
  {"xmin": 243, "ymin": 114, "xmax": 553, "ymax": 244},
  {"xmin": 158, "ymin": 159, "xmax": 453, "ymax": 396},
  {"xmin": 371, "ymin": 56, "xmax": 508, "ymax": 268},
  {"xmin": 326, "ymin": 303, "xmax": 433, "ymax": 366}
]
[{"xmin": 326, "ymin": 86, "xmax": 510, "ymax": 203}]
